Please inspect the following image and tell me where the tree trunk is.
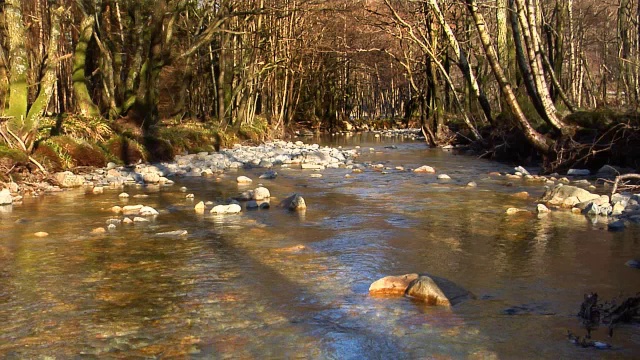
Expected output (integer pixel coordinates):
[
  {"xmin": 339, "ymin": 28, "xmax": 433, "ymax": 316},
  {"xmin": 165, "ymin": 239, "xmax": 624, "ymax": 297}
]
[
  {"xmin": 5, "ymin": 0, "xmax": 29, "ymax": 127},
  {"xmin": 428, "ymin": 0, "xmax": 493, "ymax": 125},
  {"xmin": 466, "ymin": 0, "xmax": 551, "ymax": 154},
  {"xmin": 72, "ymin": 14, "xmax": 101, "ymax": 117}
]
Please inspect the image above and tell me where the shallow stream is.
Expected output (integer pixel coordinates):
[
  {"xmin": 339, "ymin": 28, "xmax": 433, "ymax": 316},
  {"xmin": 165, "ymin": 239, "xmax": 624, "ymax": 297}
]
[{"xmin": 1, "ymin": 133, "xmax": 639, "ymax": 359}]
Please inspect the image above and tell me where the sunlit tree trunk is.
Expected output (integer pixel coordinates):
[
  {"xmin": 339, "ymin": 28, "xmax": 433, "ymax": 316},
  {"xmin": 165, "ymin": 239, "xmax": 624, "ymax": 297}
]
[{"xmin": 466, "ymin": 0, "xmax": 551, "ymax": 154}]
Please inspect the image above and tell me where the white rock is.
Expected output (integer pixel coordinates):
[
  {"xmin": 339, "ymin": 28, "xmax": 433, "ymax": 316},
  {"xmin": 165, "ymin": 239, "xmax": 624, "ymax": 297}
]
[
  {"xmin": 467, "ymin": 181, "xmax": 477, "ymax": 187},
  {"xmin": 118, "ymin": 192, "xmax": 129, "ymax": 198},
  {"xmin": 253, "ymin": 187, "xmax": 271, "ymax": 201},
  {"xmin": 536, "ymin": 204, "xmax": 551, "ymax": 213},
  {"xmin": 0, "ymin": 189, "xmax": 12, "ymax": 205},
  {"xmin": 107, "ymin": 224, "xmax": 117, "ymax": 231},
  {"xmin": 139, "ymin": 206, "xmax": 159, "ymax": 216},
  {"xmin": 122, "ymin": 204, "xmax": 144, "ymax": 215},
  {"xmin": 92, "ymin": 186, "xmax": 104, "ymax": 194},
  {"xmin": 122, "ymin": 217, "xmax": 133, "ymax": 225},
  {"xmin": 237, "ymin": 176, "xmax": 253, "ymax": 184},
  {"xmin": 210, "ymin": 204, "xmax": 242, "ymax": 215},
  {"xmin": 143, "ymin": 173, "xmax": 161, "ymax": 184},
  {"xmin": 194, "ymin": 201, "xmax": 206, "ymax": 212},
  {"xmin": 155, "ymin": 230, "xmax": 188, "ymax": 237},
  {"xmin": 437, "ymin": 174, "xmax": 451, "ymax": 180},
  {"xmin": 133, "ymin": 217, "xmax": 150, "ymax": 223},
  {"xmin": 186, "ymin": 193, "xmax": 195, "ymax": 199},
  {"xmin": 414, "ymin": 165, "xmax": 435, "ymax": 173}
]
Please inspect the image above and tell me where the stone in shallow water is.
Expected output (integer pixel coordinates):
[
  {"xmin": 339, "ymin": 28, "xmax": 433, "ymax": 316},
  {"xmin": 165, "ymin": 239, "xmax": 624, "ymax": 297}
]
[
  {"xmin": 405, "ymin": 275, "xmax": 474, "ymax": 306},
  {"xmin": 536, "ymin": 204, "xmax": 550, "ymax": 213},
  {"xmin": 210, "ymin": 204, "xmax": 242, "ymax": 215},
  {"xmin": 280, "ymin": 194, "xmax": 306, "ymax": 211},
  {"xmin": 194, "ymin": 201, "xmax": 206, "ymax": 212},
  {"xmin": 608, "ymin": 220, "xmax": 625, "ymax": 231},
  {"xmin": 34, "ymin": 231, "xmax": 49, "ymax": 237},
  {"xmin": 253, "ymin": 187, "xmax": 270, "ymax": 201},
  {"xmin": 369, "ymin": 274, "xmax": 419, "ymax": 296},
  {"xmin": 236, "ymin": 176, "xmax": 253, "ymax": 184},
  {"xmin": 413, "ymin": 165, "xmax": 435, "ymax": 173},
  {"xmin": 155, "ymin": 230, "xmax": 188, "ymax": 238},
  {"xmin": 626, "ymin": 259, "xmax": 640, "ymax": 269},
  {"xmin": 437, "ymin": 174, "xmax": 451, "ymax": 180},
  {"xmin": 506, "ymin": 208, "xmax": 529, "ymax": 215}
]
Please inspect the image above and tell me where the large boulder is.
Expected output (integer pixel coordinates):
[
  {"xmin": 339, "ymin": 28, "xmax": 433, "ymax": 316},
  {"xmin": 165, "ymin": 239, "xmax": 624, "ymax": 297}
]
[
  {"xmin": 369, "ymin": 273, "xmax": 473, "ymax": 306},
  {"xmin": 540, "ymin": 184, "xmax": 600, "ymax": 207},
  {"xmin": 369, "ymin": 274, "xmax": 419, "ymax": 296},
  {"xmin": 405, "ymin": 275, "xmax": 474, "ymax": 306},
  {"xmin": 54, "ymin": 171, "xmax": 85, "ymax": 188},
  {"xmin": 0, "ymin": 189, "xmax": 12, "ymax": 205},
  {"xmin": 280, "ymin": 194, "xmax": 307, "ymax": 211}
]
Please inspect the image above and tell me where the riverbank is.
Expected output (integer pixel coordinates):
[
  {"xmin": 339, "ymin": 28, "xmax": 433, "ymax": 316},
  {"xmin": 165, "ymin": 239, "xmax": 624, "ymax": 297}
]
[{"xmin": 2, "ymin": 128, "xmax": 639, "ymax": 235}]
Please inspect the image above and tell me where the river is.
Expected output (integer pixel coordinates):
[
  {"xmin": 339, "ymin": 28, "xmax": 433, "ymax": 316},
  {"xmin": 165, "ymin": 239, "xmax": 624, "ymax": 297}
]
[{"xmin": 0, "ymin": 133, "xmax": 639, "ymax": 359}]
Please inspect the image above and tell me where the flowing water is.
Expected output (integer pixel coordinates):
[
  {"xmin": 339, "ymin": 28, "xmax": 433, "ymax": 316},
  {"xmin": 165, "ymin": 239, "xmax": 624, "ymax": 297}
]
[{"xmin": 1, "ymin": 133, "xmax": 639, "ymax": 359}]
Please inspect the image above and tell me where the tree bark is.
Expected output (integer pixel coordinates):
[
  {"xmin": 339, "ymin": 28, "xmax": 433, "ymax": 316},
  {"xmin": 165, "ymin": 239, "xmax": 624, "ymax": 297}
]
[
  {"xmin": 466, "ymin": 0, "xmax": 551, "ymax": 154},
  {"xmin": 5, "ymin": 0, "xmax": 29, "ymax": 125},
  {"xmin": 72, "ymin": 14, "xmax": 101, "ymax": 117}
]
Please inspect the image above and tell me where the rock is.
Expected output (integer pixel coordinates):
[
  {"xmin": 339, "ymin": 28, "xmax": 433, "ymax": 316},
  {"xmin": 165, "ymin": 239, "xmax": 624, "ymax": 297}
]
[
  {"xmin": 180, "ymin": 186, "xmax": 188, "ymax": 192},
  {"xmin": 536, "ymin": 204, "xmax": 551, "ymax": 213},
  {"xmin": 237, "ymin": 176, "xmax": 253, "ymax": 184},
  {"xmin": 122, "ymin": 204, "xmax": 144, "ymax": 215},
  {"xmin": 186, "ymin": 193, "xmax": 195, "ymax": 199},
  {"xmin": 155, "ymin": 230, "xmax": 188, "ymax": 238},
  {"xmin": 0, "ymin": 189, "xmax": 12, "ymax": 205},
  {"xmin": 505, "ymin": 174, "xmax": 522, "ymax": 180},
  {"xmin": 280, "ymin": 194, "xmax": 307, "ymax": 211},
  {"xmin": 488, "ymin": 172, "xmax": 502, "ymax": 177},
  {"xmin": 194, "ymin": 201, "xmax": 206, "ymax": 212},
  {"xmin": 92, "ymin": 227, "xmax": 106, "ymax": 234},
  {"xmin": 414, "ymin": 165, "xmax": 436, "ymax": 173},
  {"xmin": 106, "ymin": 219, "xmax": 121, "ymax": 225},
  {"xmin": 34, "ymin": 232, "xmax": 49, "ymax": 237},
  {"xmin": 210, "ymin": 204, "xmax": 242, "ymax": 215},
  {"xmin": 558, "ymin": 177, "xmax": 570, "ymax": 183},
  {"xmin": 405, "ymin": 275, "xmax": 474, "ymax": 306},
  {"xmin": 246, "ymin": 200, "xmax": 259, "ymax": 209},
  {"xmin": 466, "ymin": 181, "xmax": 477, "ymax": 187},
  {"xmin": 259, "ymin": 202, "xmax": 270, "ymax": 209},
  {"xmin": 143, "ymin": 173, "xmax": 161, "ymax": 184},
  {"xmin": 133, "ymin": 217, "xmax": 149, "ymax": 223},
  {"xmin": 608, "ymin": 220, "xmax": 626, "ymax": 231},
  {"xmin": 596, "ymin": 165, "xmax": 619, "ymax": 178},
  {"xmin": 259, "ymin": 170, "xmax": 278, "ymax": 179},
  {"xmin": 568, "ymin": 169, "xmax": 590, "ymax": 176},
  {"xmin": 107, "ymin": 224, "xmax": 117, "ymax": 231},
  {"xmin": 571, "ymin": 207, "xmax": 582, "ymax": 214},
  {"xmin": 506, "ymin": 208, "xmax": 529, "ymax": 215},
  {"xmin": 253, "ymin": 187, "xmax": 271, "ymax": 201},
  {"xmin": 514, "ymin": 166, "xmax": 530, "ymax": 175},
  {"xmin": 91, "ymin": 186, "xmax": 104, "ymax": 194},
  {"xmin": 310, "ymin": 173, "xmax": 323, "ymax": 178},
  {"xmin": 139, "ymin": 206, "xmax": 159, "ymax": 216},
  {"xmin": 122, "ymin": 217, "xmax": 133, "ymax": 225},
  {"xmin": 540, "ymin": 184, "xmax": 600, "ymax": 207},
  {"xmin": 512, "ymin": 191, "xmax": 529, "ymax": 199},
  {"xmin": 55, "ymin": 171, "xmax": 85, "ymax": 188},
  {"xmin": 612, "ymin": 202, "xmax": 626, "ymax": 216},
  {"xmin": 369, "ymin": 274, "xmax": 419, "ymax": 296},
  {"xmin": 118, "ymin": 192, "xmax": 129, "ymax": 198},
  {"xmin": 625, "ymin": 259, "xmax": 640, "ymax": 269},
  {"xmin": 583, "ymin": 202, "xmax": 600, "ymax": 216},
  {"xmin": 437, "ymin": 174, "xmax": 451, "ymax": 180}
]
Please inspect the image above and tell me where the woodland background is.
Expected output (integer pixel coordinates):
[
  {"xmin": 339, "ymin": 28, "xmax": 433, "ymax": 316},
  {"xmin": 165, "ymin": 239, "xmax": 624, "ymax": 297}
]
[{"xmin": 1, "ymin": 0, "xmax": 639, "ymax": 172}]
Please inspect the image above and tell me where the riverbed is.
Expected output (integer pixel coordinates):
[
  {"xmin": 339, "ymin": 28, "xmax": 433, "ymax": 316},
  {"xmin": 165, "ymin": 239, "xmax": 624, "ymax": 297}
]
[{"xmin": 1, "ymin": 132, "xmax": 639, "ymax": 358}]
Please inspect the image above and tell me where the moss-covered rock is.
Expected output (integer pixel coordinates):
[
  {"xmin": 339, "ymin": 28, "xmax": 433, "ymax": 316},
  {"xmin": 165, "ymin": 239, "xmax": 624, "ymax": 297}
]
[{"xmin": 104, "ymin": 136, "xmax": 148, "ymax": 165}]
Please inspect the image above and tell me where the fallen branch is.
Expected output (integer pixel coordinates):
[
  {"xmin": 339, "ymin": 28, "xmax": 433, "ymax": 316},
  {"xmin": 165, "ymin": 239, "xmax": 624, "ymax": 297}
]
[{"xmin": 611, "ymin": 174, "xmax": 640, "ymax": 198}]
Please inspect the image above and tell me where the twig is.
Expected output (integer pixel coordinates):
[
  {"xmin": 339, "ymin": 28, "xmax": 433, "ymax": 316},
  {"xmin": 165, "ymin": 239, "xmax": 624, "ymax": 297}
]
[{"xmin": 611, "ymin": 174, "xmax": 640, "ymax": 198}]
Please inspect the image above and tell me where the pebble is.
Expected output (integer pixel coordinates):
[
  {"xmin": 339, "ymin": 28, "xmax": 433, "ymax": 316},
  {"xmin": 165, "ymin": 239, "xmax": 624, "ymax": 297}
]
[
  {"xmin": 107, "ymin": 224, "xmax": 117, "ymax": 231},
  {"xmin": 122, "ymin": 217, "xmax": 133, "ymax": 225},
  {"xmin": 186, "ymin": 193, "xmax": 195, "ymax": 199},
  {"xmin": 34, "ymin": 232, "xmax": 49, "ymax": 237},
  {"xmin": 237, "ymin": 176, "xmax": 253, "ymax": 184},
  {"xmin": 118, "ymin": 192, "xmax": 129, "ymax": 198},
  {"xmin": 437, "ymin": 174, "xmax": 451, "ymax": 180}
]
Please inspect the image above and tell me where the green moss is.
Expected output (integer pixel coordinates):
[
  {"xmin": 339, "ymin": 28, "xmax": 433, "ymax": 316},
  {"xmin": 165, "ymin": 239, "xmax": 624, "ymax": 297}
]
[
  {"xmin": 0, "ymin": 144, "xmax": 29, "ymax": 163},
  {"xmin": 105, "ymin": 136, "xmax": 148, "ymax": 165}
]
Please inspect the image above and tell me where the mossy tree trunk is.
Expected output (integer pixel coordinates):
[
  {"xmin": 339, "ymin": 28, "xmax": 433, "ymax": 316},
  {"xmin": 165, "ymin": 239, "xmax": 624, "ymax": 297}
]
[
  {"xmin": 72, "ymin": 14, "xmax": 101, "ymax": 118},
  {"xmin": 5, "ymin": 0, "xmax": 29, "ymax": 127},
  {"xmin": 3, "ymin": 2, "xmax": 63, "ymax": 151}
]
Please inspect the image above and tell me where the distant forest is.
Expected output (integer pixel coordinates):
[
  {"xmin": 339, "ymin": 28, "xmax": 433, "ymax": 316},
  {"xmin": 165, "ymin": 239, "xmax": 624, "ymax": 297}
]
[{"xmin": 1, "ymin": 1, "xmax": 639, "ymax": 171}]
